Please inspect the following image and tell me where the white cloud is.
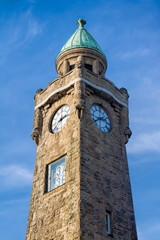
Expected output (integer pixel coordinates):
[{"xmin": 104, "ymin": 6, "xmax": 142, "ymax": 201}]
[
  {"xmin": 132, "ymin": 77, "xmax": 160, "ymax": 101},
  {"xmin": 128, "ymin": 77, "xmax": 160, "ymax": 155},
  {"xmin": 138, "ymin": 222, "xmax": 160, "ymax": 240},
  {"xmin": 29, "ymin": 21, "xmax": 41, "ymax": 36},
  {"xmin": 0, "ymin": 137, "xmax": 35, "ymax": 157},
  {"xmin": 28, "ymin": 0, "xmax": 38, "ymax": 3},
  {"xmin": 121, "ymin": 47, "xmax": 150, "ymax": 59},
  {"xmin": 131, "ymin": 116, "xmax": 160, "ymax": 125},
  {"xmin": 0, "ymin": 9, "xmax": 43, "ymax": 57},
  {"xmin": 26, "ymin": 10, "xmax": 43, "ymax": 38},
  {"xmin": 127, "ymin": 131, "xmax": 160, "ymax": 154},
  {"xmin": 0, "ymin": 164, "xmax": 33, "ymax": 187}
]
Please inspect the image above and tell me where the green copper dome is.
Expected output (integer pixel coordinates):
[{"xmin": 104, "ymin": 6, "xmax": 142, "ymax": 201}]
[{"xmin": 58, "ymin": 19, "xmax": 105, "ymax": 58}]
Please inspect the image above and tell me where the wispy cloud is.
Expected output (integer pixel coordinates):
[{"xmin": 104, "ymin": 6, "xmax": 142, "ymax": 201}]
[
  {"xmin": 121, "ymin": 47, "xmax": 150, "ymax": 59},
  {"xmin": 135, "ymin": 188, "xmax": 160, "ymax": 239},
  {"xmin": 28, "ymin": 0, "xmax": 38, "ymax": 3},
  {"xmin": 0, "ymin": 9, "xmax": 44, "ymax": 57},
  {"xmin": 0, "ymin": 164, "xmax": 33, "ymax": 187},
  {"xmin": 127, "ymin": 131, "xmax": 160, "ymax": 154},
  {"xmin": 138, "ymin": 222, "xmax": 160, "ymax": 240},
  {"xmin": 26, "ymin": 11, "xmax": 43, "ymax": 38},
  {"xmin": 132, "ymin": 76, "xmax": 160, "ymax": 101},
  {"xmin": 129, "ymin": 76, "xmax": 160, "ymax": 152},
  {"xmin": 0, "ymin": 138, "xmax": 35, "ymax": 157}
]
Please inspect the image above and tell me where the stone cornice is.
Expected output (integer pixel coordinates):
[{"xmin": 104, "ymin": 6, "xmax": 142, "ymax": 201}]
[{"xmin": 35, "ymin": 77, "xmax": 128, "ymax": 110}]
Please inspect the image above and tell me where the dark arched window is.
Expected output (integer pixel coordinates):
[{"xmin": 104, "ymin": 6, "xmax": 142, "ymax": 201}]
[
  {"xmin": 85, "ymin": 64, "xmax": 92, "ymax": 72},
  {"xmin": 69, "ymin": 65, "xmax": 75, "ymax": 71}
]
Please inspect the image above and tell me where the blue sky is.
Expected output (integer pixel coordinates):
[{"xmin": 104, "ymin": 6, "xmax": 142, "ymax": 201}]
[{"xmin": 0, "ymin": 0, "xmax": 160, "ymax": 239}]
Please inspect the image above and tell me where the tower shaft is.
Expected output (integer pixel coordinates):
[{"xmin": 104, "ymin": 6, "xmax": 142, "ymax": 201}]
[{"xmin": 26, "ymin": 19, "xmax": 137, "ymax": 240}]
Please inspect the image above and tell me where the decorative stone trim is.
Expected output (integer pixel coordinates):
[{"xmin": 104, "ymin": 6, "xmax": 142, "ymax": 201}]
[{"xmin": 35, "ymin": 78, "xmax": 128, "ymax": 110}]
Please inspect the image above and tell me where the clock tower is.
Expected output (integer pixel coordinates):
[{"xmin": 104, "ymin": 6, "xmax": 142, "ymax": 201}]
[{"xmin": 26, "ymin": 19, "xmax": 137, "ymax": 240}]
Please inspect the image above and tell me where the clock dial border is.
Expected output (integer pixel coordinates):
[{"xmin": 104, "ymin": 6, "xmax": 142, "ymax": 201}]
[
  {"xmin": 50, "ymin": 105, "xmax": 70, "ymax": 134},
  {"xmin": 90, "ymin": 104, "xmax": 111, "ymax": 132}
]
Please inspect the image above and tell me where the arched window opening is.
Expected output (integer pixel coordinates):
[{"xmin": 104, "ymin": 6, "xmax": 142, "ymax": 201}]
[
  {"xmin": 69, "ymin": 64, "xmax": 75, "ymax": 71},
  {"xmin": 85, "ymin": 64, "xmax": 92, "ymax": 72}
]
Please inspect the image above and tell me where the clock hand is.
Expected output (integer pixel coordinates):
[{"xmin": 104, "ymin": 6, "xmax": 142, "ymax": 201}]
[
  {"xmin": 94, "ymin": 117, "xmax": 106, "ymax": 122},
  {"xmin": 52, "ymin": 125, "xmax": 59, "ymax": 132},
  {"xmin": 59, "ymin": 114, "xmax": 68, "ymax": 122},
  {"xmin": 53, "ymin": 114, "xmax": 68, "ymax": 130}
]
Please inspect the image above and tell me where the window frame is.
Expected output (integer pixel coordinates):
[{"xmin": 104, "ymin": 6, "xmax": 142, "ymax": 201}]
[
  {"xmin": 106, "ymin": 210, "xmax": 113, "ymax": 236},
  {"xmin": 46, "ymin": 155, "xmax": 66, "ymax": 192}
]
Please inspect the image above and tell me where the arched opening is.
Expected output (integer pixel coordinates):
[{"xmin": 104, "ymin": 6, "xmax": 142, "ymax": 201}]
[
  {"xmin": 84, "ymin": 64, "xmax": 92, "ymax": 72},
  {"xmin": 69, "ymin": 64, "xmax": 75, "ymax": 71}
]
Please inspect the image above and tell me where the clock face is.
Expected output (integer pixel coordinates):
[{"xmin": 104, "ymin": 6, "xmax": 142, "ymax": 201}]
[
  {"xmin": 90, "ymin": 104, "xmax": 111, "ymax": 132},
  {"xmin": 51, "ymin": 105, "xmax": 70, "ymax": 133}
]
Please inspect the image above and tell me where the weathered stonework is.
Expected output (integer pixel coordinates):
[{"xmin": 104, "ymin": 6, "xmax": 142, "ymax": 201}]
[{"xmin": 26, "ymin": 34, "xmax": 137, "ymax": 240}]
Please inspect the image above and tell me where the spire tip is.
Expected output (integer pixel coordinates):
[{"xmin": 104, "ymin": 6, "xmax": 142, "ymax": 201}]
[{"xmin": 76, "ymin": 18, "xmax": 86, "ymax": 28}]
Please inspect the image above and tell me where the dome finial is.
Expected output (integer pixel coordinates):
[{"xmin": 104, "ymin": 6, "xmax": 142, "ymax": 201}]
[{"xmin": 76, "ymin": 18, "xmax": 86, "ymax": 28}]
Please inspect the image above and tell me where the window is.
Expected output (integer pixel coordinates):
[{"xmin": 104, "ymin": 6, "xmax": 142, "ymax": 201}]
[
  {"xmin": 84, "ymin": 64, "xmax": 92, "ymax": 72},
  {"xmin": 106, "ymin": 211, "xmax": 112, "ymax": 235},
  {"xmin": 69, "ymin": 64, "xmax": 75, "ymax": 71},
  {"xmin": 47, "ymin": 156, "xmax": 66, "ymax": 192}
]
